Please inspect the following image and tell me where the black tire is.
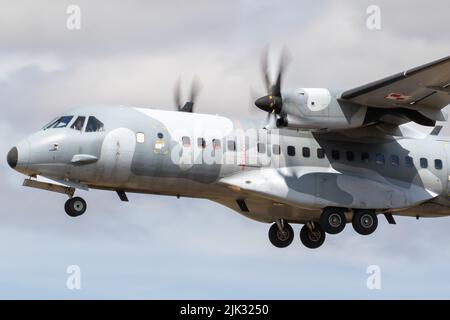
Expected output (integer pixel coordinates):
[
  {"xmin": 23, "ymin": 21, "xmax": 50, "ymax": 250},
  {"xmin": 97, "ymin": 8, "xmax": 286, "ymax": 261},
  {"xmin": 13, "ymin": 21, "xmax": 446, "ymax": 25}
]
[
  {"xmin": 320, "ymin": 208, "xmax": 346, "ymax": 234},
  {"xmin": 268, "ymin": 222, "xmax": 294, "ymax": 248},
  {"xmin": 300, "ymin": 223, "xmax": 326, "ymax": 249},
  {"xmin": 65, "ymin": 197, "xmax": 87, "ymax": 217},
  {"xmin": 352, "ymin": 210, "xmax": 378, "ymax": 235}
]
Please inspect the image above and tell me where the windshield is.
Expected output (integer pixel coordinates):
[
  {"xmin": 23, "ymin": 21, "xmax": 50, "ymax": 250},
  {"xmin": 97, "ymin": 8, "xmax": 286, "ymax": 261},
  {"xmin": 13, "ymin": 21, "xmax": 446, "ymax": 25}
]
[{"xmin": 43, "ymin": 116, "xmax": 74, "ymax": 130}]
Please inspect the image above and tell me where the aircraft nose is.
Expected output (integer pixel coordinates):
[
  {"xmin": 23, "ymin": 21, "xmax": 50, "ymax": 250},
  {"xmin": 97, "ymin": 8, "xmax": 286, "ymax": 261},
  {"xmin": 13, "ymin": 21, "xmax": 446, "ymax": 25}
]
[{"xmin": 7, "ymin": 147, "xmax": 18, "ymax": 169}]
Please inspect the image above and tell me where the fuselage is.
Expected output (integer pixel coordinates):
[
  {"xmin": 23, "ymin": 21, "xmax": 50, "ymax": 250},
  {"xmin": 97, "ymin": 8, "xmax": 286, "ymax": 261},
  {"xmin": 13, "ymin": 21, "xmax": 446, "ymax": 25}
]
[{"xmin": 7, "ymin": 105, "xmax": 450, "ymax": 223}]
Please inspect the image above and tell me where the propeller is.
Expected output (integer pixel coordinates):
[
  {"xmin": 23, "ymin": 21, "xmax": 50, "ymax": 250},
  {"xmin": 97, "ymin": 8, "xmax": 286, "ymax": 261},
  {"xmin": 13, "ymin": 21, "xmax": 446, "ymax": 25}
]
[
  {"xmin": 255, "ymin": 47, "xmax": 290, "ymax": 116},
  {"xmin": 174, "ymin": 76, "xmax": 201, "ymax": 113}
]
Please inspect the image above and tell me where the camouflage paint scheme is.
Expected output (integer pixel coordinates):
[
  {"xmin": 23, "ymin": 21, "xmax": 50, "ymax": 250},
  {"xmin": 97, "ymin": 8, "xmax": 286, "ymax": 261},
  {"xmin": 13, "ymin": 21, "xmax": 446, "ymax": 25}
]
[
  {"xmin": 8, "ymin": 55, "xmax": 450, "ymax": 248},
  {"xmin": 10, "ymin": 105, "xmax": 450, "ymax": 224}
]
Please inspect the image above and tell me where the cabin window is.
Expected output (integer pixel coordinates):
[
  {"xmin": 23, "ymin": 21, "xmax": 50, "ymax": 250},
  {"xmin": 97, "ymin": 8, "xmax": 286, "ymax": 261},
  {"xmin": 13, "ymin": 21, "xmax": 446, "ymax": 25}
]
[
  {"xmin": 136, "ymin": 132, "xmax": 145, "ymax": 144},
  {"xmin": 435, "ymin": 159, "xmax": 443, "ymax": 170},
  {"xmin": 405, "ymin": 156, "xmax": 414, "ymax": 167},
  {"xmin": 272, "ymin": 144, "xmax": 280, "ymax": 155},
  {"xmin": 212, "ymin": 139, "xmax": 221, "ymax": 150},
  {"xmin": 287, "ymin": 146, "xmax": 296, "ymax": 156},
  {"xmin": 331, "ymin": 150, "xmax": 340, "ymax": 160},
  {"xmin": 346, "ymin": 151, "xmax": 355, "ymax": 161},
  {"xmin": 375, "ymin": 153, "xmax": 385, "ymax": 165},
  {"xmin": 71, "ymin": 116, "xmax": 86, "ymax": 131},
  {"xmin": 86, "ymin": 116, "xmax": 104, "ymax": 132},
  {"xmin": 227, "ymin": 140, "xmax": 236, "ymax": 151},
  {"xmin": 317, "ymin": 148, "xmax": 325, "ymax": 159},
  {"xmin": 390, "ymin": 155, "xmax": 399, "ymax": 167},
  {"xmin": 258, "ymin": 143, "xmax": 266, "ymax": 154},
  {"xmin": 182, "ymin": 136, "xmax": 191, "ymax": 147},
  {"xmin": 197, "ymin": 138, "xmax": 206, "ymax": 148},
  {"xmin": 361, "ymin": 152, "xmax": 370, "ymax": 163},
  {"xmin": 420, "ymin": 158, "xmax": 428, "ymax": 168},
  {"xmin": 302, "ymin": 147, "xmax": 310, "ymax": 158}
]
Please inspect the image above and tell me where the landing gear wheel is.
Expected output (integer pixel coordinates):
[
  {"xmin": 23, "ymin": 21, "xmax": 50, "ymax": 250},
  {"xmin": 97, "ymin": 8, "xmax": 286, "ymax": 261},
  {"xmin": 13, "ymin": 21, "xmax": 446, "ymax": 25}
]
[
  {"xmin": 320, "ymin": 208, "xmax": 346, "ymax": 234},
  {"xmin": 65, "ymin": 197, "xmax": 87, "ymax": 217},
  {"xmin": 268, "ymin": 222, "xmax": 294, "ymax": 248},
  {"xmin": 352, "ymin": 210, "xmax": 378, "ymax": 235},
  {"xmin": 300, "ymin": 223, "xmax": 326, "ymax": 249}
]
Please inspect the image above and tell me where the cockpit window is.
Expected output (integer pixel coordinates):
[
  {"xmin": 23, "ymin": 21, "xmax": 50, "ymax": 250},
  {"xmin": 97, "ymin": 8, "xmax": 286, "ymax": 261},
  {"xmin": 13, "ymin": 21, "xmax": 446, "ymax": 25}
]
[
  {"xmin": 71, "ymin": 116, "xmax": 86, "ymax": 131},
  {"xmin": 44, "ymin": 116, "xmax": 74, "ymax": 129},
  {"xmin": 86, "ymin": 116, "xmax": 104, "ymax": 132}
]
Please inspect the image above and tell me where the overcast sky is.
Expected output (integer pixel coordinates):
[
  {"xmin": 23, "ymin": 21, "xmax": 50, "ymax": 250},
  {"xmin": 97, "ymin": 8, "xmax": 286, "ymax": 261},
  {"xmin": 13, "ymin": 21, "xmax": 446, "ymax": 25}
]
[{"xmin": 2, "ymin": 0, "xmax": 450, "ymax": 299}]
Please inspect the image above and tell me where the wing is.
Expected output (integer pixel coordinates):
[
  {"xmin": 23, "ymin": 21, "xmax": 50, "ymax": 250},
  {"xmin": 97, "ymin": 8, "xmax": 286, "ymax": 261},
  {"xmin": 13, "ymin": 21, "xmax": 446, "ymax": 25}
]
[{"xmin": 341, "ymin": 56, "xmax": 450, "ymax": 126}]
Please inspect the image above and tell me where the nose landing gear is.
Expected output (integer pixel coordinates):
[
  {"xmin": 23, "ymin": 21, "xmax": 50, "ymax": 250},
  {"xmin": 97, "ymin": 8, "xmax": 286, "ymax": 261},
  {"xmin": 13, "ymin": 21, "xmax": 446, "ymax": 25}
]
[{"xmin": 64, "ymin": 197, "xmax": 87, "ymax": 217}]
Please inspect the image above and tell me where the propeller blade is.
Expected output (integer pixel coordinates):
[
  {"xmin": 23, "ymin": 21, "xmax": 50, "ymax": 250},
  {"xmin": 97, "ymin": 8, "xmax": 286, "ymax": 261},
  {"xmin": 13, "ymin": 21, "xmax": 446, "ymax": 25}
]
[
  {"xmin": 174, "ymin": 77, "xmax": 182, "ymax": 111},
  {"xmin": 261, "ymin": 46, "xmax": 271, "ymax": 93},
  {"xmin": 273, "ymin": 47, "xmax": 291, "ymax": 97},
  {"xmin": 189, "ymin": 76, "xmax": 201, "ymax": 104}
]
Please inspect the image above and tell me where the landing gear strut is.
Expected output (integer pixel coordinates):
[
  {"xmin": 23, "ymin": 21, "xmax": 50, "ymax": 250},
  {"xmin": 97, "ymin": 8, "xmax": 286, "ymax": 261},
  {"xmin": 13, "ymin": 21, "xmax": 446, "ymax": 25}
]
[
  {"xmin": 268, "ymin": 220, "xmax": 294, "ymax": 248},
  {"xmin": 352, "ymin": 210, "xmax": 378, "ymax": 235},
  {"xmin": 65, "ymin": 197, "xmax": 87, "ymax": 217},
  {"xmin": 300, "ymin": 222, "xmax": 326, "ymax": 249}
]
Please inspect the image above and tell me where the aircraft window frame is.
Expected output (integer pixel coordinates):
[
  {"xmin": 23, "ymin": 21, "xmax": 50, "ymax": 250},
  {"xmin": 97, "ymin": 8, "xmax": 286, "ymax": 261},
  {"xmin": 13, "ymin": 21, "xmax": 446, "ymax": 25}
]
[
  {"xmin": 272, "ymin": 144, "xmax": 280, "ymax": 155},
  {"xmin": 331, "ymin": 150, "xmax": 340, "ymax": 160},
  {"xmin": 390, "ymin": 155, "xmax": 400, "ymax": 167},
  {"xmin": 361, "ymin": 152, "xmax": 370, "ymax": 163},
  {"xmin": 197, "ymin": 138, "xmax": 206, "ymax": 149},
  {"xmin": 257, "ymin": 143, "xmax": 266, "ymax": 154},
  {"xmin": 136, "ymin": 132, "xmax": 145, "ymax": 144},
  {"xmin": 302, "ymin": 147, "xmax": 310, "ymax": 158},
  {"xmin": 212, "ymin": 139, "xmax": 221, "ymax": 150},
  {"xmin": 317, "ymin": 148, "xmax": 325, "ymax": 159},
  {"xmin": 420, "ymin": 158, "xmax": 428, "ymax": 168},
  {"xmin": 346, "ymin": 151, "xmax": 355, "ymax": 162},
  {"xmin": 45, "ymin": 116, "xmax": 74, "ymax": 129},
  {"xmin": 227, "ymin": 140, "xmax": 236, "ymax": 151},
  {"xmin": 70, "ymin": 116, "xmax": 86, "ymax": 131},
  {"xmin": 435, "ymin": 159, "xmax": 443, "ymax": 170},
  {"xmin": 182, "ymin": 136, "xmax": 191, "ymax": 147},
  {"xmin": 85, "ymin": 116, "xmax": 105, "ymax": 133},
  {"xmin": 375, "ymin": 153, "xmax": 385, "ymax": 166},
  {"xmin": 405, "ymin": 156, "xmax": 414, "ymax": 167},
  {"xmin": 287, "ymin": 146, "xmax": 296, "ymax": 157},
  {"xmin": 42, "ymin": 117, "xmax": 58, "ymax": 130}
]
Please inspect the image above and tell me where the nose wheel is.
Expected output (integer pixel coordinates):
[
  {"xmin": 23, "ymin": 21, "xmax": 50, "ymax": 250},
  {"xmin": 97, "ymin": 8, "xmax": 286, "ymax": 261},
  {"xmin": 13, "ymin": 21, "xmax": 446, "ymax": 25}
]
[{"xmin": 65, "ymin": 197, "xmax": 87, "ymax": 217}]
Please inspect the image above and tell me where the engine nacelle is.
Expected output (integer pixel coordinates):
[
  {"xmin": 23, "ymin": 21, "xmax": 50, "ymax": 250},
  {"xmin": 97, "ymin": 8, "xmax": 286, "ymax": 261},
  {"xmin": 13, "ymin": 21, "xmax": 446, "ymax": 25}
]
[{"xmin": 280, "ymin": 88, "xmax": 367, "ymax": 131}]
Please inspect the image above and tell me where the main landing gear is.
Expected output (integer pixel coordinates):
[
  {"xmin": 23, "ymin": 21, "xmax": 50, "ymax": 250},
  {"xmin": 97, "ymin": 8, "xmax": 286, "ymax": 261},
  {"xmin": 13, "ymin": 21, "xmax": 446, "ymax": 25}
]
[
  {"xmin": 268, "ymin": 220, "xmax": 326, "ymax": 249},
  {"xmin": 352, "ymin": 210, "xmax": 378, "ymax": 235},
  {"xmin": 268, "ymin": 220, "xmax": 294, "ymax": 248},
  {"xmin": 300, "ymin": 223, "xmax": 326, "ymax": 249},
  {"xmin": 268, "ymin": 208, "xmax": 381, "ymax": 249},
  {"xmin": 64, "ymin": 197, "xmax": 87, "ymax": 217}
]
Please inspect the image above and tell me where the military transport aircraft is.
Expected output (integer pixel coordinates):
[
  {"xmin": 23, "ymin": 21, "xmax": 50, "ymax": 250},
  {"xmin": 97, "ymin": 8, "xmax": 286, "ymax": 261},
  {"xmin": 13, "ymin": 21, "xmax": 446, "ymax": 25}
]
[{"xmin": 7, "ymin": 52, "xmax": 450, "ymax": 249}]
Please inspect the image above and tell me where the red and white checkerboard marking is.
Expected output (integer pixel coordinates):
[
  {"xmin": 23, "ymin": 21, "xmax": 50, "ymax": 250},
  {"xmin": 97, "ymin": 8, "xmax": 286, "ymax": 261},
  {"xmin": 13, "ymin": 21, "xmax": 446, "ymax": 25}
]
[{"xmin": 384, "ymin": 92, "xmax": 411, "ymax": 102}]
